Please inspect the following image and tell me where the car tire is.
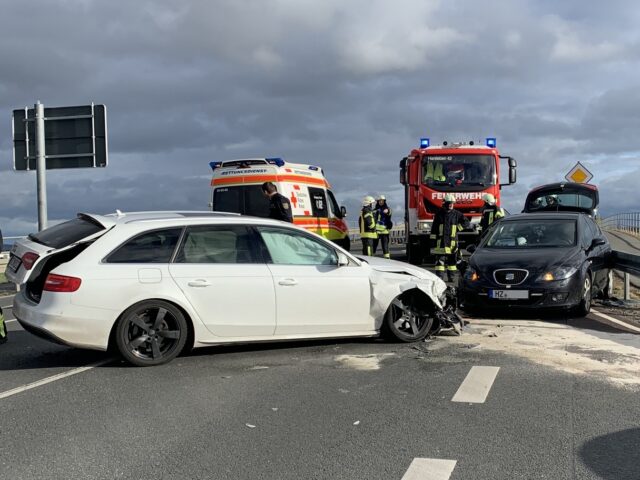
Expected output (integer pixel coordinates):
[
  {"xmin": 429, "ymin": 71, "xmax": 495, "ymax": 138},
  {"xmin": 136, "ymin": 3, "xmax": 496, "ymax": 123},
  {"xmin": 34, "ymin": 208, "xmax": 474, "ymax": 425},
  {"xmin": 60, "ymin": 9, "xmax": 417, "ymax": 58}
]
[
  {"xmin": 574, "ymin": 273, "xmax": 592, "ymax": 317},
  {"xmin": 382, "ymin": 294, "xmax": 434, "ymax": 342},
  {"xmin": 115, "ymin": 300, "xmax": 188, "ymax": 367}
]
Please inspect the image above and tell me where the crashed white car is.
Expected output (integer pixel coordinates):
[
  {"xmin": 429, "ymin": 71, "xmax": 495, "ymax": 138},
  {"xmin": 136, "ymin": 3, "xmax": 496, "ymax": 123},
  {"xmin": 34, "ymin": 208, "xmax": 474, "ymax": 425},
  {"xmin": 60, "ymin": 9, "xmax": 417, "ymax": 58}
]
[{"xmin": 7, "ymin": 212, "xmax": 454, "ymax": 366}]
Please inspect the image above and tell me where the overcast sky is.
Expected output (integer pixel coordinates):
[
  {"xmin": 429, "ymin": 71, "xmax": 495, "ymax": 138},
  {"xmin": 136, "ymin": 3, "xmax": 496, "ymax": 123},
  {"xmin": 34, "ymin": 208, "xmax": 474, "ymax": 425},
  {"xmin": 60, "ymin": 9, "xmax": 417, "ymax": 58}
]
[{"xmin": 1, "ymin": 0, "xmax": 639, "ymax": 237}]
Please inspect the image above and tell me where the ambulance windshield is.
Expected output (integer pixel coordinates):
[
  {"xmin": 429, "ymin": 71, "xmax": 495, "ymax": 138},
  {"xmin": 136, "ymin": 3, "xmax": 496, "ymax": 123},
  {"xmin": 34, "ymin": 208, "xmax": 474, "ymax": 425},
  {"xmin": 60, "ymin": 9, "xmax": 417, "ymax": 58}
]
[
  {"xmin": 213, "ymin": 186, "xmax": 271, "ymax": 217},
  {"xmin": 422, "ymin": 155, "xmax": 495, "ymax": 188}
]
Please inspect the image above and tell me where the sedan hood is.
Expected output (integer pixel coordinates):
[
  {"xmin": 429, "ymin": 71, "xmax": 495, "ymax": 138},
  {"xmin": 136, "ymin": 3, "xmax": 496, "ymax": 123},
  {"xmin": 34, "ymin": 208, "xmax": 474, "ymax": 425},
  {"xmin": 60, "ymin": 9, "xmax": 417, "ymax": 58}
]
[
  {"xmin": 354, "ymin": 255, "xmax": 447, "ymax": 319},
  {"xmin": 471, "ymin": 247, "xmax": 580, "ymax": 274},
  {"xmin": 355, "ymin": 255, "xmax": 440, "ymax": 282}
]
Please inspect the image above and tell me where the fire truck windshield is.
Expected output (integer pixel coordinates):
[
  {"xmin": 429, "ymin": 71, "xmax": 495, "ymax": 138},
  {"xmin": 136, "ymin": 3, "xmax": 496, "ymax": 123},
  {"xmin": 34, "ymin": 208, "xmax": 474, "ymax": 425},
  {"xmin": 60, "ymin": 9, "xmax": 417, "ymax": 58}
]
[{"xmin": 422, "ymin": 154, "xmax": 495, "ymax": 188}]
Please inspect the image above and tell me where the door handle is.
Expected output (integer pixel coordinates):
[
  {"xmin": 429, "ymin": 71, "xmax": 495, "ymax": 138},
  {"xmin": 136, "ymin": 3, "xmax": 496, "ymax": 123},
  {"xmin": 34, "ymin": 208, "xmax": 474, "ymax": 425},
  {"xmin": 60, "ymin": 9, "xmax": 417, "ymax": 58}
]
[
  {"xmin": 188, "ymin": 279, "xmax": 212, "ymax": 287},
  {"xmin": 278, "ymin": 278, "xmax": 298, "ymax": 286}
]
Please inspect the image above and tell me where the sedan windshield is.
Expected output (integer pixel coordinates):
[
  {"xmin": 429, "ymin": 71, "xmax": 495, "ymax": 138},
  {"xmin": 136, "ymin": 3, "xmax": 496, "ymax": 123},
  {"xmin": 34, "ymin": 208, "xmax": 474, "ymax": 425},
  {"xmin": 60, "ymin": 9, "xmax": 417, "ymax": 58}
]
[{"xmin": 485, "ymin": 219, "xmax": 577, "ymax": 248}]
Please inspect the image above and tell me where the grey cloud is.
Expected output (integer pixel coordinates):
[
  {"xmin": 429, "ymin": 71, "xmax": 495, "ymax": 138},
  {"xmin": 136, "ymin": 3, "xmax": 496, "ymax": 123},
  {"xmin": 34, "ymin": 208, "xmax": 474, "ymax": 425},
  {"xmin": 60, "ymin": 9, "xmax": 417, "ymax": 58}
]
[{"xmin": 0, "ymin": 0, "xmax": 640, "ymax": 238}]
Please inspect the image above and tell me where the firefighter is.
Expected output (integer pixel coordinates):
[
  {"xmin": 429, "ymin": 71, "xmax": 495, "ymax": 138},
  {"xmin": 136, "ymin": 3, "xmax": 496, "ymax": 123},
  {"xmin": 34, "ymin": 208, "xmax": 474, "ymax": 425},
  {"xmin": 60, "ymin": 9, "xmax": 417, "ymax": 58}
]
[
  {"xmin": 479, "ymin": 193, "xmax": 505, "ymax": 237},
  {"xmin": 430, "ymin": 193, "xmax": 472, "ymax": 283},
  {"xmin": 359, "ymin": 196, "xmax": 377, "ymax": 256},
  {"xmin": 0, "ymin": 307, "xmax": 6, "ymax": 344},
  {"xmin": 373, "ymin": 195, "xmax": 392, "ymax": 258},
  {"xmin": 261, "ymin": 182, "xmax": 293, "ymax": 223}
]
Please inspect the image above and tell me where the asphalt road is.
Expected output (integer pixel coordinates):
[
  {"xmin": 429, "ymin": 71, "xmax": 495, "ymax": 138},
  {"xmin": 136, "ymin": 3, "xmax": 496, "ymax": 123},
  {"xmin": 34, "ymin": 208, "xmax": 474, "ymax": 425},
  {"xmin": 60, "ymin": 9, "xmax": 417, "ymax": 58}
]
[{"xmin": 2, "ymin": 292, "xmax": 640, "ymax": 480}]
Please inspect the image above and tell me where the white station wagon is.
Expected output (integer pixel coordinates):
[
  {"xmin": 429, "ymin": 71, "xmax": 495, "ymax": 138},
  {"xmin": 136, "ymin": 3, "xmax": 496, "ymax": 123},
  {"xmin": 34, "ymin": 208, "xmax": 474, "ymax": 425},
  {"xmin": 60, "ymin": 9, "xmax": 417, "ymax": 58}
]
[{"xmin": 8, "ymin": 212, "xmax": 451, "ymax": 366}]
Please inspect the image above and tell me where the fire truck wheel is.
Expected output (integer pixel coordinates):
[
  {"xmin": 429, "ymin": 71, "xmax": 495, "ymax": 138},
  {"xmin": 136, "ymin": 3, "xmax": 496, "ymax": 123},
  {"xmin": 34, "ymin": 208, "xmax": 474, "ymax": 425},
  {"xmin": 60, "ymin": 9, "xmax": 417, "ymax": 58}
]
[{"xmin": 383, "ymin": 292, "xmax": 434, "ymax": 342}]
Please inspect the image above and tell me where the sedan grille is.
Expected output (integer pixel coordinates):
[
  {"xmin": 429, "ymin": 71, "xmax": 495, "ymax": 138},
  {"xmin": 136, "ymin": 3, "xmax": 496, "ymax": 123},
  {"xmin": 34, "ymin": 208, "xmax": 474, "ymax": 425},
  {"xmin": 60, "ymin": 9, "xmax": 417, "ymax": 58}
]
[{"xmin": 493, "ymin": 269, "xmax": 529, "ymax": 286}]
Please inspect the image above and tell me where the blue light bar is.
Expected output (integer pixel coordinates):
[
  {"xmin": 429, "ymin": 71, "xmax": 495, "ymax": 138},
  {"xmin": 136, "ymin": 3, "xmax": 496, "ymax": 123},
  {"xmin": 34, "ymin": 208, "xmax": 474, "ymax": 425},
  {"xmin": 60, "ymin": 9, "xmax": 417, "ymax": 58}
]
[
  {"xmin": 209, "ymin": 161, "xmax": 222, "ymax": 171},
  {"xmin": 308, "ymin": 166, "xmax": 319, "ymax": 171},
  {"xmin": 486, "ymin": 137, "xmax": 497, "ymax": 148},
  {"xmin": 266, "ymin": 157, "xmax": 285, "ymax": 167},
  {"xmin": 420, "ymin": 138, "xmax": 430, "ymax": 148}
]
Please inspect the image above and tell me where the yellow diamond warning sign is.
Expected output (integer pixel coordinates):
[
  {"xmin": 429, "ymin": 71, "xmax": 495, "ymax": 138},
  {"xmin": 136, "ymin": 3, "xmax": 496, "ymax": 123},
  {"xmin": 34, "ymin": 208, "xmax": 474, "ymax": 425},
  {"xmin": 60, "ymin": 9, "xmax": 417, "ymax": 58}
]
[{"xmin": 565, "ymin": 162, "xmax": 593, "ymax": 184}]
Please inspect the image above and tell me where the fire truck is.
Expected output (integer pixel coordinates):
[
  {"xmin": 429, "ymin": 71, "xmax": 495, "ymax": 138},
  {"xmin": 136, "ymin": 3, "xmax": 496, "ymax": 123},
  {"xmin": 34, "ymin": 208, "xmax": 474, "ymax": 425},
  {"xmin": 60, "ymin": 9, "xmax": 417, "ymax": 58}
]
[{"xmin": 399, "ymin": 138, "xmax": 517, "ymax": 264}]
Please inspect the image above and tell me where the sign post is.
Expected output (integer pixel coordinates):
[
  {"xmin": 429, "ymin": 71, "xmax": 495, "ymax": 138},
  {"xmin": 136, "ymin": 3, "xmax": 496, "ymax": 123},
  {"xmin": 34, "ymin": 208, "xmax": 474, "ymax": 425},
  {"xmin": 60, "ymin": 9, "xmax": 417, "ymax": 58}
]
[
  {"xmin": 35, "ymin": 102, "xmax": 47, "ymax": 230},
  {"xmin": 12, "ymin": 103, "xmax": 108, "ymax": 231}
]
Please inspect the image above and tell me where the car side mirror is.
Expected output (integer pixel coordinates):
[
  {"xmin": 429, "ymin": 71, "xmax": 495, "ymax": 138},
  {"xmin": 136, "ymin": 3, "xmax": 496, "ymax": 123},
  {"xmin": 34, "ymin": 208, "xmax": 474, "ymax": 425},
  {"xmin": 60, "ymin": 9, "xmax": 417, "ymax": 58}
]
[
  {"xmin": 337, "ymin": 252, "xmax": 350, "ymax": 266},
  {"xmin": 340, "ymin": 206, "xmax": 347, "ymax": 217},
  {"xmin": 590, "ymin": 238, "xmax": 606, "ymax": 249},
  {"xmin": 466, "ymin": 244, "xmax": 477, "ymax": 254}
]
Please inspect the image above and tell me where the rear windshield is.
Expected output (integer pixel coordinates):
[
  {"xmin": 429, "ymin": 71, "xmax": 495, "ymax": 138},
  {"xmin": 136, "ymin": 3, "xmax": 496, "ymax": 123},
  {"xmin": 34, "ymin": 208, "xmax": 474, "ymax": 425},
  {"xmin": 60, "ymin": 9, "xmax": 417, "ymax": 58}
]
[
  {"xmin": 213, "ymin": 185, "xmax": 271, "ymax": 217},
  {"xmin": 525, "ymin": 190, "xmax": 596, "ymax": 212},
  {"xmin": 485, "ymin": 219, "xmax": 577, "ymax": 249},
  {"xmin": 28, "ymin": 216, "xmax": 105, "ymax": 249}
]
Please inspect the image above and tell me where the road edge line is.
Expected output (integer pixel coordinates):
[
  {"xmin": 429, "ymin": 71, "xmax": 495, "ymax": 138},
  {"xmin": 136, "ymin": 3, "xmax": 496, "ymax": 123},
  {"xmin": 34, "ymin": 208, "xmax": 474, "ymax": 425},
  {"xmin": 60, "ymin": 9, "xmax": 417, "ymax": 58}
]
[
  {"xmin": 590, "ymin": 308, "xmax": 640, "ymax": 334},
  {"xmin": 0, "ymin": 358, "xmax": 112, "ymax": 400}
]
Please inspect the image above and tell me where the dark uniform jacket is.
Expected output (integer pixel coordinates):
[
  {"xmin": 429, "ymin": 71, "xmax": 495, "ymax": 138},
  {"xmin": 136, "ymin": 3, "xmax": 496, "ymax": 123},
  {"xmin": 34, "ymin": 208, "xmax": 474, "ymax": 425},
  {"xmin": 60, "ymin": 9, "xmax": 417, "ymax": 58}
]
[
  {"xmin": 480, "ymin": 204, "xmax": 504, "ymax": 234},
  {"xmin": 269, "ymin": 193, "xmax": 293, "ymax": 222},
  {"xmin": 430, "ymin": 208, "xmax": 471, "ymax": 254},
  {"xmin": 359, "ymin": 206, "xmax": 377, "ymax": 239}
]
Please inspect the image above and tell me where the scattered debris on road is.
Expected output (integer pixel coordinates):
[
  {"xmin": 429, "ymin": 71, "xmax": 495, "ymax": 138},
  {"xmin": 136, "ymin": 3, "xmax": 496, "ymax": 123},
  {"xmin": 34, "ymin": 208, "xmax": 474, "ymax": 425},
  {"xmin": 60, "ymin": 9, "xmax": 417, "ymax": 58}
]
[
  {"xmin": 442, "ymin": 318, "xmax": 640, "ymax": 388},
  {"xmin": 335, "ymin": 353, "xmax": 395, "ymax": 370}
]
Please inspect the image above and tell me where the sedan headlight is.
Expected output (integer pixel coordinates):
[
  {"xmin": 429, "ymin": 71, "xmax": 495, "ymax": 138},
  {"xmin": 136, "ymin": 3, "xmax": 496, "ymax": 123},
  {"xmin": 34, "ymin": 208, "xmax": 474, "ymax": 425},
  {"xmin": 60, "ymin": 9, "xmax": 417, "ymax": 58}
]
[
  {"xmin": 465, "ymin": 267, "xmax": 480, "ymax": 282},
  {"xmin": 539, "ymin": 266, "xmax": 578, "ymax": 281}
]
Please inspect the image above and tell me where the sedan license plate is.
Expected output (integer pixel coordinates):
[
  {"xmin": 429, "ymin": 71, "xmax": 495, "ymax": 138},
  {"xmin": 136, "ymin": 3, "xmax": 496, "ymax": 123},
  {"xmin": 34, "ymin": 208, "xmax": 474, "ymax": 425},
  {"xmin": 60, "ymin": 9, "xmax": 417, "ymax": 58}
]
[
  {"xmin": 7, "ymin": 255, "xmax": 21, "ymax": 273},
  {"xmin": 489, "ymin": 289, "xmax": 528, "ymax": 300}
]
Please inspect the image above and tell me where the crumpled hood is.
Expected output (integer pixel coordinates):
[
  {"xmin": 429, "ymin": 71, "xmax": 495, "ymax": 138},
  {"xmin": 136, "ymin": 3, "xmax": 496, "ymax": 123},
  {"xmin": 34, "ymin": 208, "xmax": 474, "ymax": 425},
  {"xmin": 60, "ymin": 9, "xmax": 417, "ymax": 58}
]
[
  {"xmin": 355, "ymin": 256, "xmax": 448, "ymax": 319},
  {"xmin": 355, "ymin": 255, "xmax": 441, "ymax": 282}
]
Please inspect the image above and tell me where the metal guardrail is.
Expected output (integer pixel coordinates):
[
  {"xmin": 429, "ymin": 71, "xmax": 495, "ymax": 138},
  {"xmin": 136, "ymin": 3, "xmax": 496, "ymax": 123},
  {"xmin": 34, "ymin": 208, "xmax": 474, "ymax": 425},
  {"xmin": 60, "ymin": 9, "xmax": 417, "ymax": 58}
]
[
  {"xmin": 600, "ymin": 213, "xmax": 640, "ymax": 237},
  {"xmin": 348, "ymin": 226, "xmax": 406, "ymax": 244}
]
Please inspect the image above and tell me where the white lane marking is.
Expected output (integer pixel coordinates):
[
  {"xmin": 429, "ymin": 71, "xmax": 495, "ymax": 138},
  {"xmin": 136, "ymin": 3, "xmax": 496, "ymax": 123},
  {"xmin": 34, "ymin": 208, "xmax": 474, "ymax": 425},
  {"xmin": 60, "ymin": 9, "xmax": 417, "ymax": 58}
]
[
  {"xmin": 5, "ymin": 319, "xmax": 16, "ymax": 324},
  {"xmin": 0, "ymin": 358, "xmax": 112, "ymax": 400},
  {"xmin": 401, "ymin": 458, "xmax": 457, "ymax": 480},
  {"xmin": 1, "ymin": 305, "xmax": 13, "ymax": 310},
  {"xmin": 591, "ymin": 308, "xmax": 640, "ymax": 334},
  {"xmin": 452, "ymin": 366, "xmax": 500, "ymax": 403}
]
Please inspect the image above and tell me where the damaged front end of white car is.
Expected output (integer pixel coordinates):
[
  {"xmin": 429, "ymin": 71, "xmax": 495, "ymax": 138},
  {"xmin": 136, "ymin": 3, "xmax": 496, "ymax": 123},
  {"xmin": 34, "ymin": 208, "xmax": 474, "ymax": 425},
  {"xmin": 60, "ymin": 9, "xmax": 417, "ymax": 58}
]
[{"xmin": 359, "ymin": 256, "xmax": 464, "ymax": 342}]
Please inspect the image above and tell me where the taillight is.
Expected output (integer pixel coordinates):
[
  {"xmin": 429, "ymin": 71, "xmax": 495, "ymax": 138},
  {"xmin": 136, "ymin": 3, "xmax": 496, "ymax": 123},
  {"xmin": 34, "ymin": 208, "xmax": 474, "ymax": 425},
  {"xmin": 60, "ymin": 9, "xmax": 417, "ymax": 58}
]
[
  {"xmin": 43, "ymin": 274, "xmax": 82, "ymax": 293},
  {"xmin": 22, "ymin": 252, "xmax": 40, "ymax": 270}
]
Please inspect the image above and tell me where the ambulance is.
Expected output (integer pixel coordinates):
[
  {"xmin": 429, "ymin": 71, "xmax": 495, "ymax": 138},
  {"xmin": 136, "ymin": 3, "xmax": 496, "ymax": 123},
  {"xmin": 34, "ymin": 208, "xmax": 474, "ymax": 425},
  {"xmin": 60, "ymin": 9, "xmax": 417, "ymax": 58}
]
[{"xmin": 209, "ymin": 158, "xmax": 351, "ymax": 250}]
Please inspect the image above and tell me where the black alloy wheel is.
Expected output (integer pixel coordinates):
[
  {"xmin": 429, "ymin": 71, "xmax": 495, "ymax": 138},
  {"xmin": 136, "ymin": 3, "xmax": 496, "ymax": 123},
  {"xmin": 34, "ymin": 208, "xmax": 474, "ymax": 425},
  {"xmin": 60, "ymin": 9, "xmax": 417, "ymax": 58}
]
[
  {"xmin": 115, "ymin": 300, "xmax": 188, "ymax": 366},
  {"xmin": 383, "ymin": 294, "xmax": 434, "ymax": 342},
  {"xmin": 574, "ymin": 273, "xmax": 592, "ymax": 317}
]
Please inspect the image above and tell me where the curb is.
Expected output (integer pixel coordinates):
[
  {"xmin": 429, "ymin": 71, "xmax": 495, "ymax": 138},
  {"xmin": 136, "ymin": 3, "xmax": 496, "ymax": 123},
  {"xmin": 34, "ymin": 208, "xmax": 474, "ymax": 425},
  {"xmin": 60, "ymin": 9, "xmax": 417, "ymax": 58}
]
[{"xmin": 590, "ymin": 308, "xmax": 640, "ymax": 334}]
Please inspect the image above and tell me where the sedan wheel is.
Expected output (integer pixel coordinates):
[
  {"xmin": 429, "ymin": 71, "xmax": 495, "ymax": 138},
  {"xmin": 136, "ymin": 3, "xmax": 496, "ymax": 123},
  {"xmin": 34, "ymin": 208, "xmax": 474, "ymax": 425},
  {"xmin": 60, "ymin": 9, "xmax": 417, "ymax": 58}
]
[
  {"xmin": 383, "ymin": 295, "xmax": 434, "ymax": 342},
  {"xmin": 115, "ymin": 301, "xmax": 188, "ymax": 366},
  {"xmin": 574, "ymin": 274, "xmax": 592, "ymax": 317}
]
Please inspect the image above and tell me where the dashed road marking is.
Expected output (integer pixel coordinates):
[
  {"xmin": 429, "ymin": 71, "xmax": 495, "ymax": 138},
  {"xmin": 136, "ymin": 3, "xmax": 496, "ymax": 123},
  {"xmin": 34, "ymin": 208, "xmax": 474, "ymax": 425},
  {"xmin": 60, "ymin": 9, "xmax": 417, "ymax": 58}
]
[
  {"xmin": 452, "ymin": 366, "xmax": 500, "ymax": 404},
  {"xmin": 401, "ymin": 458, "xmax": 457, "ymax": 480},
  {"xmin": 0, "ymin": 358, "xmax": 112, "ymax": 400}
]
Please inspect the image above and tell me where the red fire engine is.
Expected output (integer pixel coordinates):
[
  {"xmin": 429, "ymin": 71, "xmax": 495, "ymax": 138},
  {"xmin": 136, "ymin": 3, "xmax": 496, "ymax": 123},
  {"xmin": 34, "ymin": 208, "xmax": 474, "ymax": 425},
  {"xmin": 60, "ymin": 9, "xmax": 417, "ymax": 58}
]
[{"xmin": 399, "ymin": 137, "xmax": 517, "ymax": 264}]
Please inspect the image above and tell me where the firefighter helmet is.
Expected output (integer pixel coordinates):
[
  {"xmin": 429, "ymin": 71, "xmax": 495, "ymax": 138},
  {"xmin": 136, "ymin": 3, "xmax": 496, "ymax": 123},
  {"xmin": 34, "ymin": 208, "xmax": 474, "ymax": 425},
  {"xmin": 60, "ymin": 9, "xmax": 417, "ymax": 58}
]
[
  {"xmin": 444, "ymin": 193, "xmax": 456, "ymax": 203},
  {"xmin": 362, "ymin": 195, "xmax": 376, "ymax": 206},
  {"xmin": 482, "ymin": 193, "xmax": 496, "ymax": 205},
  {"xmin": 377, "ymin": 194, "xmax": 386, "ymax": 201}
]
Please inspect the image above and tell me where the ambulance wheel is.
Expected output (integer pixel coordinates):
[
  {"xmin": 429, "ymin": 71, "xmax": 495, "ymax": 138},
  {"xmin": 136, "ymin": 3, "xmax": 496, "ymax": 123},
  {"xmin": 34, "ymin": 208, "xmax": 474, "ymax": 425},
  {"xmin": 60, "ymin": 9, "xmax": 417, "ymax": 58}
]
[
  {"xmin": 341, "ymin": 236, "xmax": 351, "ymax": 252},
  {"xmin": 383, "ymin": 293, "xmax": 434, "ymax": 342}
]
